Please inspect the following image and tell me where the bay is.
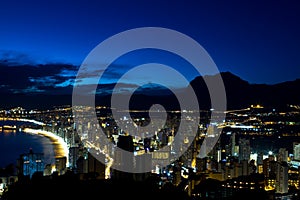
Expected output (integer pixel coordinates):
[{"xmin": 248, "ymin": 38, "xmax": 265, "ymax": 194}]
[{"xmin": 0, "ymin": 120, "xmax": 55, "ymax": 169}]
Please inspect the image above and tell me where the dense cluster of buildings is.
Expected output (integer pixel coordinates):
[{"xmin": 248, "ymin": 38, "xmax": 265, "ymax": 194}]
[{"xmin": 1, "ymin": 104, "xmax": 300, "ymax": 199}]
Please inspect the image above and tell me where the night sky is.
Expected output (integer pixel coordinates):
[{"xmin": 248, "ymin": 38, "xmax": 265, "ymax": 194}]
[{"xmin": 1, "ymin": 0, "xmax": 300, "ymax": 95}]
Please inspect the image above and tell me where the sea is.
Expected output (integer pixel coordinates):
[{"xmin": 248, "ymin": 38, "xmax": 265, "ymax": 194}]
[{"xmin": 0, "ymin": 120, "xmax": 55, "ymax": 169}]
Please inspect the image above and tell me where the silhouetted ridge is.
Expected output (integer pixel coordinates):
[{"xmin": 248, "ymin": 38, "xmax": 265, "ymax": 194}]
[
  {"xmin": 189, "ymin": 71, "xmax": 251, "ymax": 109},
  {"xmin": 1, "ymin": 71, "xmax": 300, "ymax": 110}
]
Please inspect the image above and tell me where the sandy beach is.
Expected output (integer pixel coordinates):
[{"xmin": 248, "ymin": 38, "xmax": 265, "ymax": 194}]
[{"xmin": 22, "ymin": 128, "xmax": 69, "ymax": 167}]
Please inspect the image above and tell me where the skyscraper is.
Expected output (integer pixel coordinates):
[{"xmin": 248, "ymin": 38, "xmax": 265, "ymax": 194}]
[
  {"xmin": 277, "ymin": 148, "xmax": 288, "ymax": 163},
  {"xmin": 17, "ymin": 149, "xmax": 44, "ymax": 178},
  {"xmin": 230, "ymin": 132, "xmax": 236, "ymax": 156},
  {"xmin": 257, "ymin": 152, "xmax": 264, "ymax": 174},
  {"xmin": 112, "ymin": 133, "xmax": 135, "ymax": 180},
  {"xmin": 293, "ymin": 142, "xmax": 300, "ymax": 161},
  {"xmin": 238, "ymin": 138, "xmax": 250, "ymax": 162},
  {"xmin": 275, "ymin": 162, "xmax": 288, "ymax": 194},
  {"xmin": 69, "ymin": 146, "xmax": 79, "ymax": 170},
  {"xmin": 87, "ymin": 151, "xmax": 105, "ymax": 179},
  {"xmin": 55, "ymin": 156, "xmax": 67, "ymax": 175}
]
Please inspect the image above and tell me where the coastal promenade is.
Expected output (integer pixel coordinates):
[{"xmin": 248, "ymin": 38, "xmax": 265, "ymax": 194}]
[{"xmin": 0, "ymin": 117, "xmax": 69, "ymax": 167}]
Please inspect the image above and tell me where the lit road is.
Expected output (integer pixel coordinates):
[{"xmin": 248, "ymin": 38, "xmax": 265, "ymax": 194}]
[{"xmin": 85, "ymin": 140, "xmax": 113, "ymax": 179}]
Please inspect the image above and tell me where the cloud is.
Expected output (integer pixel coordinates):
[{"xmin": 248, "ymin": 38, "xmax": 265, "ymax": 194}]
[
  {"xmin": 74, "ymin": 64, "xmax": 126, "ymax": 85},
  {"xmin": 0, "ymin": 51, "xmax": 183, "ymax": 96},
  {"xmin": 0, "ymin": 61, "xmax": 78, "ymax": 95},
  {"xmin": 72, "ymin": 82, "xmax": 140, "ymax": 96},
  {"xmin": 28, "ymin": 76, "xmax": 59, "ymax": 87},
  {"xmin": 0, "ymin": 50, "xmax": 37, "ymax": 65},
  {"xmin": 9, "ymin": 86, "xmax": 45, "ymax": 94},
  {"xmin": 0, "ymin": 84, "xmax": 8, "ymax": 88},
  {"xmin": 55, "ymin": 79, "xmax": 74, "ymax": 87},
  {"xmin": 0, "ymin": 59, "xmax": 140, "ymax": 96}
]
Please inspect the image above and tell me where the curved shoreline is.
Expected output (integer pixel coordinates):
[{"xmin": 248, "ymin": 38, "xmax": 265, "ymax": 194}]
[
  {"xmin": 22, "ymin": 128, "xmax": 69, "ymax": 167},
  {"xmin": 0, "ymin": 118, "xmax": 69, "ymax": 166}
]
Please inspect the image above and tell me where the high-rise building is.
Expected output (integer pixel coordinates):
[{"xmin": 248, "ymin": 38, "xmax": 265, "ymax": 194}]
[
  {"xmin": 278, "ymin": 148, "xmax": 288, "ymax": 163},
  {"xmin": 17, "ymin": 149, "xmax": 44, "ymax": 178},
  {"xmin": 117, "ymin": 134, "xmax": 134, "ymax": 152},
  {"xmin": 158, "ymin": 130, "xmax": 168, "ymax": 146},
  {"xmin": 257, "ymin": 152, "xmax": 264, "ymax": 174},
  {"xmin": 257, "ymin": 152, "xmax": 264, "ymax": 165},
  {"xmin": 55, "ymin": 156, "xmax": 67, "ymax": 175},
  {"xmin": 43, "ymin": 164, "xmax": 52, "ymax": 176},
  {"xmin": 172, "ymin": 161, "xmax": 182, "ymax": 186},
  {"xmin": 112, "ymin": 133, "xmax": 134, "ymax": 180},
  {"xmin": 76, "ymin": 156, "xmax": 88, "ymax": 174},
  {"xmin": 69, "ymin": 146, "xmax": 79, "ymax": 170},
  {"xmin": 293, "ymin": 142, "xmax": 300, "ymax": 161},
  {"xmin": 230, "ymin": 132, "xmax": 236, "ymax": 157},
  {"xmin": 238, "ymin": 138, "xmax": 250, "ymax": 162},
  {"xmin": 275, "ymin": 162, "xmax": 288, "ymax": 194},
  {"xmin": 87, "ymin": 152, "xmax": 105, "ymax": 179},
  {"xmin": 241, "ymin": 160, "xmax": 249, "ymax": 176},
  {"xmin": 133, "ymin": 153, "xmax": 152, "ymax": 181}
]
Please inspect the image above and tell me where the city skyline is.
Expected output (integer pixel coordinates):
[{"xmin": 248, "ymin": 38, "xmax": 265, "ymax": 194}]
[
  {"xmin": 1, "ymin": 102, "xmax": 300, "ymax": 199},
  {"xmin": 1, "ymin": 1, "xmax": 300, "ymax": 199}
]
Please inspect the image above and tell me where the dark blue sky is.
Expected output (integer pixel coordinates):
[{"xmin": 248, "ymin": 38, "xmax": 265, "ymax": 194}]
[{"xmin": 0, "ymin": 0, "xmax": 300, "ymax": 93}]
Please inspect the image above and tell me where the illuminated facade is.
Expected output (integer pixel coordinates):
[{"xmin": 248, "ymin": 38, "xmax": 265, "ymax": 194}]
[
  {"xmin": 238, "ymin": 138, "xmax": 250, "ymax": 162},
  {"xmin": 293, "ymin": 142, "xmax": 300, "ymax": 161},
  {"xmin": 18, "ymin": 149, "xmax": 44, "ymax": 178},
  {"xmin": 55, "ymin": 156, "xmax": 67, "ymax": 175},
  {"xmin": 112, "ymin": 134, "xmax": 134, "ymax": 180},
  {"xmin": 69, "ymin": 146, "xmax": 80, "ymax": 170},
  {"xmin": 276, "ymin": 162, "xmax": 288, "ymax": 194}
]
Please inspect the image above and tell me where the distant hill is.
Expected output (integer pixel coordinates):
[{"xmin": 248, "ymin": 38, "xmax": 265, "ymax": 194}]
[
  {"xmin": 96, "ymin": 71, "xmax": 300, "ymax": 110},
  {"xmin": 189, "ymin": 71, "xmax": 300, "ymax": 110},
  {"xmin": 1, "ymin": 71, "xmax": 300, "ymax": 110}
]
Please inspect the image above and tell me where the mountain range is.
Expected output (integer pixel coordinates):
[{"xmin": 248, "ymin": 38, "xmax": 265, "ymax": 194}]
[{"xmin": 1, "ymin": 71, "xmax": 300, "ymax": 110}]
